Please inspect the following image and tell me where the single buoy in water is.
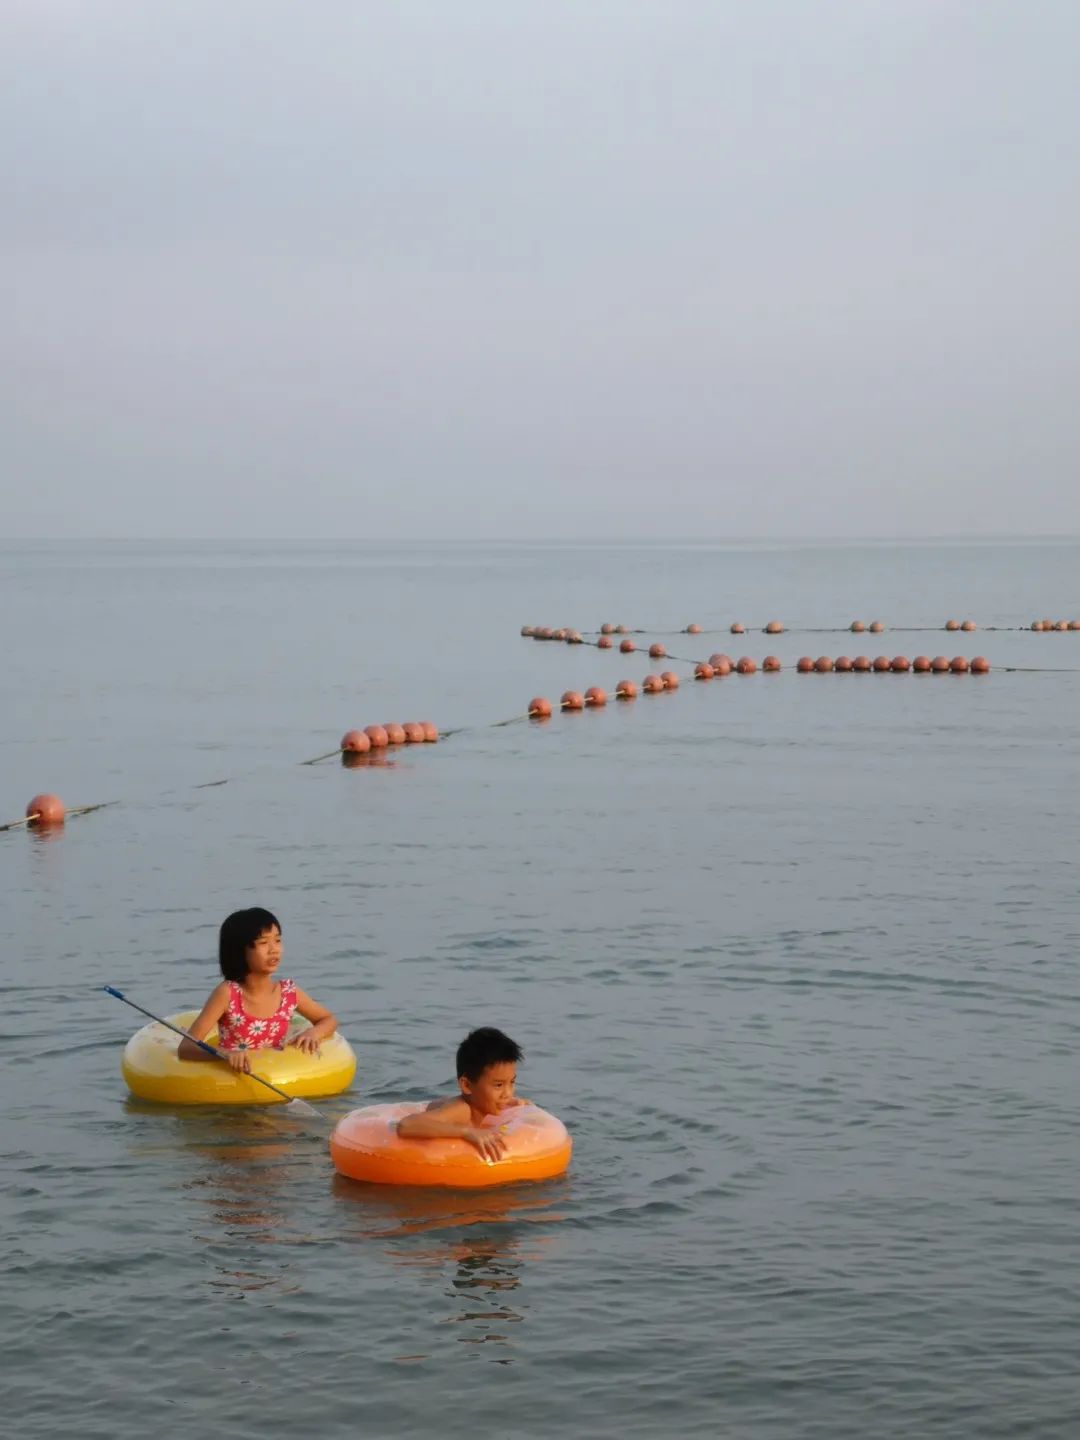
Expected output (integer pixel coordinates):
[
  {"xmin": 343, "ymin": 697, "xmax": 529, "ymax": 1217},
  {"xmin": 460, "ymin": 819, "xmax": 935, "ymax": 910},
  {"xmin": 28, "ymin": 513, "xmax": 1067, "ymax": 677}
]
[
  {"xmin": 872, "ymin": 656, "xmax": 891, "ymax": 673},
  {"xmin": 403, "ymin": 723, "xmax": 426, "ymax": 743},
  {"xmin": 598, "ymin": 636, "xmax": 613, "ymax": 649},
  {"xmin": 341, "ymin": 730, "xmax": 372, "ymax": 754},
  {"xmin": 585, "ymin": 686, "xmax": 607, "ymax": 706},
  {"xmin": 971, "ymin": 656, "xmax": 990, "ymax": 673},
  {"xmin": 869, "ymin": 621, "xmax": 885, "ymax": 634},
  {"xmin": 535, "ymin": 627, "xmax": 552, "ymax": 640},
  {"xmin": 961, "ymin": 620, "xmax": 976, "ymax": 633},
  {"xmin": 736, "ymin": 657, "xmax": 756, "ymax": 674},
  {"xmin": 912, "ymin": 656, "xmax": 931, "ymax": 673},
  {"xmin": 694, "ymin": 662, "xmax": 715, "ymax": 680},
  {"xmin": 796, "ymin": 656, "xmax": 814, "ymax": 673},
  {"xmin": 950, "ymin": 656, "xmax": 969, "ymax": 673},
  {"xmin": 552, "ymin": 628, "xmax": 567, "ymax": 641},
  {"xmin": 685, "ymin": 623, "xmax": 702, "ymax": 634},
  {"xmin": 1056, "ymin": 620, "xmax": 1070, "ymax": 632},
  {"xmin": 708, "ymin": 653, "xmax": 730, "ymax": 669},
  {"xmin": 521, "ymin": 625, "xmax": 535, "ymax": 637},
  {"xmin": 850, "ymin": 621, "xmax": 866, "ymax": 633},
  {"xmin": 764, "ymin": 621, "xmax": 784, "ymax": 635},
  {"xmin": 620, "ymin": 639, "xmax": 636, "ymax": 653},
  {"xmin": 852, "ymin": 655, "xmax": 871, "ymax": 672},
  {"xmin": 421, "ymin": 723, "xmax": 439, "ymax": 743},
  {"xmin": 529, "ymin": 697, "xmax": 552, "ymax": 718},
  {"xmin": 26, "ymin": 793, "xmax": 65, "ymax": 826},
  {"xmin": 931, "ymin": 656, "xmax": 950, "ymax": 674},
  {"xmin": 615, "ymin": 679, "xmax": 637, "ymax": 699},
  {"xmin": 713, "ymin": 658, "xmax": 733, "ymax": 676},
  {"xmin": 815, "ymin": 656, "xmax": 833, "ymax": 673},
  {"xmin": 566, "ymin": 631, "xmax": 583, "ymax": 644},
  {"xmin": 615, "ymin": 625, "xmax": 628, "ymax": 634},
  {"xmin": 383, "ymin": 724, "xmax": 407, "ymax": 745},
  {"xmin": 834, "ymin": 656, "xmax": 853, "ymax": 672},
  {"xmin": 891, "ymin": 656, "xmax": 910, "ymax": 673},
  {"xmin": 1031, "ymin": 620, "xmax": 1045, "ymax": 631},
  {"xmin": 649, "ymin": 643, "xmax": 666, "ymax": 658},
  {"xmin": 560, "ymin": 691, "xmax": 585, "ymax": 711},
  {"xmin": 762, "ymin": 655, "xmax": 782, "ymax": 672},
  {"xmin": 601, "ymin": 623, "xmax": 616, "ymax": 635},
  {"xmin": 364, "ymin": 725, "xmax": 389, "ymax": 748},
  {"xmin": 730, "ymin": 622, "xmax": 745, "ymax": 635},
  {"xmin": 659, "ymin": 670, "xmax": 679, "ymax": 690},
  {"xmin": 642, "ymin": 675, "xmax": 665, "ymax": 694},
  {"xmin": 945, "ymin": 620, "xmax": 960, "ymax": 632}
]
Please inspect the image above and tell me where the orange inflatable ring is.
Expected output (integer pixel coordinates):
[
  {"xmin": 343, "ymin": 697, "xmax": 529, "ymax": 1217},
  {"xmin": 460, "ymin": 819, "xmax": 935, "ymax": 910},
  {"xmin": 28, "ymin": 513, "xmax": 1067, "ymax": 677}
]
[{"xmin": 329, "ymin": 1102, "xmax": 572, "ymax": 1188}]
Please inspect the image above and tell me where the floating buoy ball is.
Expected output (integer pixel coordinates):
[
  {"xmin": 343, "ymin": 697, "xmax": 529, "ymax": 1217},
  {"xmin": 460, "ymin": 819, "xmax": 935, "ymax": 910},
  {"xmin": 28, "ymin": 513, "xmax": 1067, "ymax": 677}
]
[
  {"xmin": 620, "ymin": 639, "xmax": 636, "ymax": 653},
  {"xmin": 383, "ymin": 724, "xmax": 407, "ymax": 745},
  {"xmin": 649, "ymin": 643, "xmax": 666, "ymax": 658},
  {"xmin": 931, "ymin": 656, "xmax": 950, "ymax": 673},
  {"xmin": 340, "ymin": 730, "xmax": 372, "ymax": 754},
  {"xmin": 529, "ymin": 697, "xmax": 552, "ymax": 718},
  {"xmin": 796, "ymin": 656, "xmax": 814, "ymax": 673},
  {"xmin": 851, "ymin": 621, "xmax": 866, "ymax": 633},
  {"xmin": 364, "ymin": 725, "xmax": 389, "ymax": 748},
  {"xmin": 853, "ymin": 655, "xmax": 871, "ymax": 672},
  {"xmin": 598, "ymin": 635, "xmax": 613, "ymax": 649},
  {"xmin": 695, "ymin": 663, "xmax": 715, "ymax": 680},
  {"xmin": 560, "ymin": 691, "xmax": 584, "ymax": 711},
  {"xmin": 961, "ymin": 620, "xmax": 976, "ymax": 633},
  {"xmin": 869, "ymin": 621, "xmax": 885, "ymax": 634},
  {"xmin": 765, "ymin": 621, "xmax": 784, "ymax": 635},
  {"xmin": 762, "ymin": 655, "xmax": 781, "ymax": 672},
  {"xmin": 660, "ymin": 671, "xmax": 679, "ymax": 690},
  {"xmin": 873, "ymin": 656, "xmax": 891, "ymax": 673},
  {"xmin": 730, "ymin": 622, "xmax": 745, "ymax": 634},
  {"xmin": 815, "ymin": 656, "xmax": 833, "ymax": 673},
  {"xmin": 945, "ymin": 620, "xmax": 959, "ymax": 632},
  {"xmin": 642, "ymin": 675, "xmax": 664, "ymax": 694},
  {"xmin": 403, "ymin": 723, "xmax": 426, "ymax": 743},
  {"xmin": 521, "ymin": 625, "xmax": 535, "ymax": 637},
  {"xmin": 950, "ymin": 656, "xmax": 969, "ymax": 673},
  {"xmin": 971, "ymin": 656, "xmax": 990, "ymax": 674},
  {"xmin": 913, "ymin": 656, "xmax": 931, "ymax": 673},
  {"xmin": 834, "ymin": 656, "xmax": 853, "ymax": 672},
  {"xmin": 615, "ymin": 680, "xmax": 637, "ymax": 699},
  {"xmin": 685, "ymin": 623, "xmax": 702, "ymax": 634},
  {"xmin": 891, "ymin": 656, "xmax": 910, "ymax": 673},
  {"xmin": 585, "ymin": 687, "xmax": 607, "ymax": 707},
  {"xmin": 601, "ymin": 623, "xmax": 616, "ymax": 635},
  {"xmin": 736, "ymin": 657, "xmax": 756, "ymax": 674},
  {"xmin": 26, "ymin": 793, "xmax": 65, "ymax": 826}
]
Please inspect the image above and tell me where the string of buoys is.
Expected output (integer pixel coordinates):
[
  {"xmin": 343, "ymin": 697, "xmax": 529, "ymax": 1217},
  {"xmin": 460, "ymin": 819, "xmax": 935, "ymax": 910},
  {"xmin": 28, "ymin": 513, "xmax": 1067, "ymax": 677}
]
[
  {"xmin": 1031, "ymin": 619, "xmax": 1080, "ymax": 631},
  {"xmin": 0, "ymin": 795, "xmax": 114, "ymax": 833},
  {"xmin": 525, "ymin": 618, "xmax": 1080, "ymax": 638}
]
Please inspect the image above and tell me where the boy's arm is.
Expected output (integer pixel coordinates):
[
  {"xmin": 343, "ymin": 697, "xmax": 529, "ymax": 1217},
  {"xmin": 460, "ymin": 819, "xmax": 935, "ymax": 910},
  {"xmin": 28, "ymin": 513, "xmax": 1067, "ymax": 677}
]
[{"xmin": 396, "ymin": 1098, "xmax": 508, "ymax": 1161}]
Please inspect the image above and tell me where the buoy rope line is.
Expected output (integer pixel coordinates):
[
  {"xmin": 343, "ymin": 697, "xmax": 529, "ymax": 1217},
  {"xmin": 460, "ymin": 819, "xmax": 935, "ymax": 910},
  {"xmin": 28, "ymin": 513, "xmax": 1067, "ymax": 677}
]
[{"xmin": 531, "ymin": 624, "xmax": 1080, "ymax": 638}]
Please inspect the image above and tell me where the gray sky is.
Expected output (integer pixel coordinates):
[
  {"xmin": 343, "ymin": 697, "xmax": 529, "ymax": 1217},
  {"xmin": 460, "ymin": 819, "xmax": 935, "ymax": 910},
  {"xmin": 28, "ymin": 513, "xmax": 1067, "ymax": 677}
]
[{"xmin": 4, "ymin": 1, "xmax": 1078, "ymax": 539}]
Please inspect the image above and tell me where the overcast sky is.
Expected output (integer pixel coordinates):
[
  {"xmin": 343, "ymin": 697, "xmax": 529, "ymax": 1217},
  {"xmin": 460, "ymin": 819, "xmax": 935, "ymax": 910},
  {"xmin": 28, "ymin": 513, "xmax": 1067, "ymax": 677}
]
[{"xmin": 3, "ymin": 2, "xmax": 1078, "ymax": 539}]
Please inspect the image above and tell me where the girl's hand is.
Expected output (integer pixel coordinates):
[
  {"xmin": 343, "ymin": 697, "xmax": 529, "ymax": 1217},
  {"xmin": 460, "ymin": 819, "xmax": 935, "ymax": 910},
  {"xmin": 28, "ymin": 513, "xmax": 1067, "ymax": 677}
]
[
  {"xmin": 464, "ymin": 1127, "xmax": 507, "ymax": 1162},
  {"xmin": 288, "ymin": 1030, "xmax": 322, "ymax": 1055},
  {"xmin": 225, "ymin": 1050, "xmax": 251, "ymax": 1074}
]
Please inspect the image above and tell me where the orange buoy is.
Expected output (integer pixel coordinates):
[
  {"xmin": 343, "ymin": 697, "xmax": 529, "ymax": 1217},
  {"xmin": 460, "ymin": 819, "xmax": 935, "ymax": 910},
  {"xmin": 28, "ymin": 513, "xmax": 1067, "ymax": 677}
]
[
  {"xmin": 852, "ymin": 655, "xmax": 871, "ymax": 672},
  {"xmin": 872, "ymin": 656, "xmax": 891, "ymax": 673},
  {"xmin": 950, "ymin": 656, "xmax": 969, "ymax": 673},
  {"xmin": 708, "ymin": 653, "xmax": 731, "ymax": 669},
  {"xmin": 535, "ymin": 627, "xmax": 552, "ymax": 640},
  {"xmin": 615, "ymin": 624, "xmax": 628, "ymax": 634},
  {"xmin": 970, "ymin": 656, "xmax": 990, "ymax": 674},
  {"xmin": 648, "ymin": 642, "xmax": 666, "ymax": 658},
  {"xmin": 869, "ymin": 621, "xmax": 885, "ymax": 634},
  {"xmin": 420, "ymin": 722, "xmax": 439, "ymax": 743},
  {"xmin": 1056, "ymin": 620, "xmax": 1070, "ymax": 632},
  {"xmin": 529, "ymin": 697, "xmax": 552, "ymax": 718},
  {"xmin": 736, "ymin": 657, "xmax": 756, "ymax": 674},
  {"xmin": 521, "ymin": 625, "xmax": 535, "ymax": 637},
  {"xmin": 560, "ymin": 690, "xmax": 585, "ymax": 711},
  {"xmin": 834, "ymin": 655, "xmax": 853, "ymax": 672},
  {"xmin": 891, "ymin": 656, "xmax": 910, "ymax": 673},
  {"xmin": 1031, "ymin": 620, "xmax": 1045, "ymax": 631},
  {"xmin": 598, "ymin": 635, "xmax": 613, "ymax": 649},
  {"xmin": 566, "ymin": 630, "xmax": 583, "ymax": 644},
  {"xmin": 26, "ymin": 793, "xmax": 65, "ymax": 826},
  {"xmin": 620, "ymin": 639, "xmax": 636, "ymax": 653},
  {"xmin": 403, "ymin": 723, "xmax": 426, "ymax": 743},
  {"xmin": 600, "ymin": 623, "xmax": 616, "ymax": 635},
  {"xmin": 815, "ymin": 656, "xmax": 833, "ymax": 673},
  {"xmin": 659, "ymin": 670, "xmax": 679, "ymax": 690},
  {"xmin": 585, "ymin": 686, "xmax": 607, "ymax": 707},
  {"xmin": 931, "ymin": 656, "xmax": 950, "ymax": 673},
  {"xmin": 694, "ymin": 662, "xmax": 715, "ymax": 680},
  {"xmin": 850, "ymin": 621, "xmax": 865, "ymax": 633},
  {"xmin": 961, "ymin": 620, "xmax": 976, "ymax": 633},
  {"xmin": 615, "ymin": 679, "xmax": 637, "ymax": 699},
  {"xmin": 730, "ymin": 622, "xmax": 745, "ymax": 634},
  {"xmin": 383, "ymin": 724, "xmax": 407, "ymax": 745},
  {"xmin": 364, "ymin": 725, "xmax": 389, "ymax": 748},
  {"xmin": 762, "ymin": 655, "xmax": 781, "ymax": 672},
  {"xmin": 764, "ymin": 621, "xmax": 784, "ymax": 635},
  {"xmin": 552, "ymin": 628, "xmax": 568, "ymax": 641},
  {"xmin": 685, "ymin": 623, "xmax": 702, "ymax": 634},
  {"xmin": 796, "ymin": 656, "xmax": 814, "ymax": 673},
  {"xmin": 341, "ymin": 729, "xmax": 372, "ymax": 754},
  {"xmin": 713, "ymin": 658, "xmax": 733, "ymax": 676},
  {"xmin": 642, "ymin": 674, "xmax": 665, "ymax": 694},
  {"xmin": 912, "ymin": 656, "xmax": 931, "ymax": 673},
  {"xmin": 1070, "ymin": 620, "xmax": 1080, "ymax": 631},
  {"xmin": 945, "ymin": 619, "xmax": 960, "ymax": 632},
  {"xmin": 1043, "ymin": 618, "xmax": 1053, "ymax": 630}
]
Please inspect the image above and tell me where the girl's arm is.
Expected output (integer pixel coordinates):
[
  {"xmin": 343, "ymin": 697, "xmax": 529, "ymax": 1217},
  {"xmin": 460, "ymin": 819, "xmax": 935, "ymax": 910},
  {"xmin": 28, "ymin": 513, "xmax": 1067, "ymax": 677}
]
[
  {"xmin": 289, "ymin": 988, "xmax": 337, "ymax": 1052},
  {"xmin": 177, "ymin": 983, "xmax": 247, "ymax": 1068}
]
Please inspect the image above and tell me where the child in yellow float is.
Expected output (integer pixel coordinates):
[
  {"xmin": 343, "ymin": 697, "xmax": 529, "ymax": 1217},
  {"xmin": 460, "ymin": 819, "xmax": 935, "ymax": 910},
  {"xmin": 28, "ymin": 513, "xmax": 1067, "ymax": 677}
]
[
  {"xmin": 397, "ymin": 1027, "xmax": 528, "ymax": 1161},
  {"xmin": 179, "ymin": 907, "xmax": 337, "ymax": 1072}
]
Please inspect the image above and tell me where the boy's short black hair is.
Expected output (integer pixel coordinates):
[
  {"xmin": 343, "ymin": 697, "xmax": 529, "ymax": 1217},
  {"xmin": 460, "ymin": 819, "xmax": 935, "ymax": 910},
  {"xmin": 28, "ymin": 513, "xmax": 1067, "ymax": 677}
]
[
  {"xmin": 456, "ymin": 1027, "xmax": 523, "ymax": 1082},
  {"xmin": 219, "ymin": 907, "xmax": 281, "ymax": 982}
]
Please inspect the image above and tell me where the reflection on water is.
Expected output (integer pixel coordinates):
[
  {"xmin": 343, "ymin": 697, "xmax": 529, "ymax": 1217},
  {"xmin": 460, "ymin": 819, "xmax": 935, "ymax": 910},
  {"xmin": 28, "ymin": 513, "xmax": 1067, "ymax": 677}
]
[{"xmin": 332, "ymin": 1177, "xmax": 568, "ymax": 1361}]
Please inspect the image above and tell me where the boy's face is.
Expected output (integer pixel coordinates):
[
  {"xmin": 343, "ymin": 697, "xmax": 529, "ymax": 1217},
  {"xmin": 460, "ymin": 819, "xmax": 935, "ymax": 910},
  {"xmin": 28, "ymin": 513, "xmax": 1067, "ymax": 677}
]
[{"xmin": 460, "ymin": 1061, "xmax": 517, "ymax": 1118}]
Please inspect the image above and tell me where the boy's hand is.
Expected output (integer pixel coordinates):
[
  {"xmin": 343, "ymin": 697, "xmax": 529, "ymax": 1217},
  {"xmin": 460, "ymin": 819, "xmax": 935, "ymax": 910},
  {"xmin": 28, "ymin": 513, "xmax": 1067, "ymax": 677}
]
[
  {"xmin": 225, "ymin": 1050, "xmax": 251, "ymax": 1074},
  {"xmin": 464, "ymin": 1127, "xmax": 507, "ymax": 1162},
  {"xmin": 289, "ymin": 1031, "xmax": 322, "ymax": 1055}
]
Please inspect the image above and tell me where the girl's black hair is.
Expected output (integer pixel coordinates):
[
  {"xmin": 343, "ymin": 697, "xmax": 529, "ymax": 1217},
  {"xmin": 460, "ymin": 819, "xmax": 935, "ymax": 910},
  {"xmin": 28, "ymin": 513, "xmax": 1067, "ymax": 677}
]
[
  {"xmin": 218, "ymin": 907, "xmax": 281, "ymax": 982},
  {"xmin": 456, "ymin": 1027, "xmax": 523, "ymax": 1081}
]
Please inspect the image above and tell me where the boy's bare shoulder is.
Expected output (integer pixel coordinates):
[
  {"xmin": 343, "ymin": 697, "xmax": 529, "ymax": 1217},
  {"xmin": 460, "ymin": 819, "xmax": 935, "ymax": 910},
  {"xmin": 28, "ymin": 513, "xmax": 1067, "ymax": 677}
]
[{"xmin": 424, "ymin": 1095, "xmax": 469, "ymax": 1119}]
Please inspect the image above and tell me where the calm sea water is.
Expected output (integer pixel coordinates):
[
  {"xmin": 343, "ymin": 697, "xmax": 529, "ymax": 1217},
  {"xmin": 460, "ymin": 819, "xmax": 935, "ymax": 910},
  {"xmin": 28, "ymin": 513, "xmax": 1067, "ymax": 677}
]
[{"xmin": 2, "ymin": 539, "xmax": 1080, "ymax": 1438}]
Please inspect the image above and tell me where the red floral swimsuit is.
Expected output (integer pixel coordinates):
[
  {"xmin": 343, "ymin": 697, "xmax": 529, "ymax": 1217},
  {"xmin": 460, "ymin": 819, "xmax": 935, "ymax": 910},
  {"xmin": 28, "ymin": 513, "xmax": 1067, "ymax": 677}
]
[{"xmin": 217, "ymin": 979, "xmax": 298, "ymax": 1050}]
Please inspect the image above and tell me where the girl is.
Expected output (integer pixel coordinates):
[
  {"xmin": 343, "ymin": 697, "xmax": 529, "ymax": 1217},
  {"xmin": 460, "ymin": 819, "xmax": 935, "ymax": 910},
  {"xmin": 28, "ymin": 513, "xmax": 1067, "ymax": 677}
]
[{"xmin": 178, "ymin": 907, "xmax": 337, "ymax": 1073}]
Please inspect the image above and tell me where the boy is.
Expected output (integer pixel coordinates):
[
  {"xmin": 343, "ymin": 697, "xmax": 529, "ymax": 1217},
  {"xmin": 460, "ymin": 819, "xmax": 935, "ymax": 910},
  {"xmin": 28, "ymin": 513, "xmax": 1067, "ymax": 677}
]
[{"xmin": 397, "ymin": 1027, "xmax": 527, "ymax": 1161}]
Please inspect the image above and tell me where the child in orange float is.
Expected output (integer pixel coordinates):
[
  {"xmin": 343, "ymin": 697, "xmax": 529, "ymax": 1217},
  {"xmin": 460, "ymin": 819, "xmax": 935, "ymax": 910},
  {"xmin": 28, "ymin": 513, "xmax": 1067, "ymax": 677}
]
[{"xmin": 397, "ymin": 1027, "xmax": 528, "ymax": 1161}]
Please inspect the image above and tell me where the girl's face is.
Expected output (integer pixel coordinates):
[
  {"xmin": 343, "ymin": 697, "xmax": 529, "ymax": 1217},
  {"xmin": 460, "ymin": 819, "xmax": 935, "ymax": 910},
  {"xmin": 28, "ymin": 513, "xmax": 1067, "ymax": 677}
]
[{"xmin": 244, "ymin": 926, "xmax": 282, "ymax": 977}]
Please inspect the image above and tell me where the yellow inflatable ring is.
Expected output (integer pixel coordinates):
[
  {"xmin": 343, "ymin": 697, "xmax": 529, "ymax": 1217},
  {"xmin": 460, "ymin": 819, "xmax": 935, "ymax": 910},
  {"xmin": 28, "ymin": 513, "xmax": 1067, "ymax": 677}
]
[
  {"xmin": 329, "ymin": 1102, "xmax": 572, "ymax": 1188},
  {"xmin": 121, "ymin": 1010, "xmax": 356, "ymax": 1105}
]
